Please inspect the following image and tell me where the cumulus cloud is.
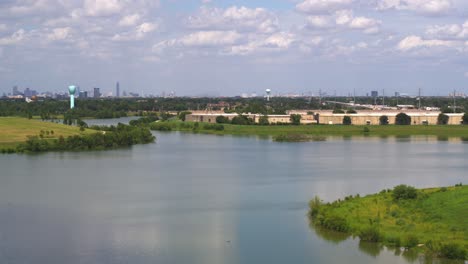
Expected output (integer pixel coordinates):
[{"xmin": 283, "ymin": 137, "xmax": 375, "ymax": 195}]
[
  {"xmin": 425, "ymin": 20, "xmax": 468, "ymax": 39},
  {"xmin": 186, "ymin": 6, "xmax": 279, "ymax": 33},
  {"xmin": 84, "ymin": 0, "xmax": 123, "ymax": 17},
  {"xmin": 306, "ymin": 10, "xmax": 381, "ymax": 34},
  {"xmin": 0, "ymin": 29, "xmax": 27, "ymax": 45},
  {"xmin": 47, "ymin": 27, "xmax": 72, "ymax": 41},
  {"xmin": 397, "ymin": 35, "xmax": 455, "ymax": 50},
  {"xmin": 377, "ymin": 0, "xmax": 453, "ymax": 15},
  {"xmin": 119, "ymin": 14, "xmax": 141, "ymax": 27},
  {"xmin": 179, "ymin": 31, "xmax": 242, "ymax": 47},
  {"xmin": 296, "ymin": 0, "xmax": 353, "ymax": 14}
]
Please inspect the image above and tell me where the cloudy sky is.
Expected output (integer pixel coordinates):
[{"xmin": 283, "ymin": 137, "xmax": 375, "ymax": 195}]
[{"xmin": 0, "ymin": 0, "xmax": 467, "ymax": 96}]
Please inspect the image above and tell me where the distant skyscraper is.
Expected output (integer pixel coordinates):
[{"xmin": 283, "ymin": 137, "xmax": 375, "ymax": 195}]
[
  {"xmin": 79, "ymin": 91, "xmax": 88, "ymax": 98},
  {"xmin": 371, "ymin": 91, "xmax": 378, "ymax": 97},
  {"xmin": 12, "ymin": 86, "xmax": 19, "ymax": 96},
  {"xmin": 94, "ymin": 87, "xmax": 101, "ymax": 98},
  {"xmin": 116, "ymin": 82, "xmax": 120, "ymax": 98}
]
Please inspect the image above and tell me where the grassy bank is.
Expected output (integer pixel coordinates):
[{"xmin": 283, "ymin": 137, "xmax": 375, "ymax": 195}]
[
  {"xmin": 150, "ymin": 121, "xmax": 468, "ymax": 140},
  {"xmin": 309, "ymin": 185, "xmax": 467, "ymax": 260},
  {"xmin": 0, "ymin": 117, "xmax": 93, "ymax": 150}
]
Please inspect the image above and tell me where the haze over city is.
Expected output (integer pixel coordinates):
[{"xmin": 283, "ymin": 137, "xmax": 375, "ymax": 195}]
[{"xmin": 1, "ymin": 0, "xmax": 468, "ymax": 96}]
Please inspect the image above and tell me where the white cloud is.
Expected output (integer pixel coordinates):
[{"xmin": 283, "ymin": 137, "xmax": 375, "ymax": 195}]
[
  {"xmin": 306, "ymin": 16, "xmax": 333, "ymax": 28},
  {"xmin": 0, "ymin": 24, "xmax": 7, "ymax": 31},
  {"xmin": 180, "ymin": 31, "xmax": 242, "ymax": 47},
  {"xmin": 377, "ymin": 0, "xmax": 453, "ymax": 15},
  {"xmin": 0, "ymin": 29, "xmax": 27, "ymax": 45},
  {"xmin": 119, "ymin": 14, "xmax": 141, "ymax": 27},
  {"xmin": 186, "ymin": 6, "xmax": 278, "ymax": 33},
  {"xmin": 112, "ymin": 22, "xmax": 157, "ymax": 41},
  {"xmin": 47, "ymin": 27, "xmax": 72, "ymax": 41},
  {"xmin": 84, "ymin": 0, "xmax": 123, "ymax": 17},
  {"xmin": 397, "ymin": 35, "xmax": 455, "ymax": 51},
  {"xmin": 425, "ymin": 21, "xmax": 468, "ymax": 39},
  {"xmin": 296, "ymin": 0, "xmax": 353, "ymax": 14},
  {"xmin": 136, "ymin": 22, "xmax": 157, "ymax": 36},
  {"xmin": 229, "ymin": 32, "xmax": 296, "ymax": 55},
  {"xmin": 349, "ymin": 17, "xmax": 381, "ymax": 34}
]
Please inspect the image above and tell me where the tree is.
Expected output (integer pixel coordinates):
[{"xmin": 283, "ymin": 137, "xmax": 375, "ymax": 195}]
[
  {"xmin": 290, "ymin": 114, "xmax": 301, "ymax": 125},
  {"xmin": 463, "ymin": 113, "xmax": 468, "ymax": 125},
  {"xmin": 258, "ymin": 115, "xmax": 269, "ymax": 126},
  {"xmin": 342, "ymin": 116, "xmax": 352, "ymax": 125},
  {"xmin": 346, "ymin": 109, "xmax": 357, "ymax": 114},
  {"xmin": 379, "ymin": 115, "xmax": 389, "ymax": 125},
  {"xmin": 216, "ymin": 116, "xmax": 230, "ymax": 124},
  {"xmin": 231, "ymin": 115, "xmax": 254, "ymax": 125},
  {"xmin": 437, "ymin": 113, "xmax": 449, "ymax": 125},
  {"xmin": 178, "ymin": 111, "xmax": 192, "ymax": 121},
  {"xmin": 392, "ymin": 185, "xmax": 417, "ymax": 200},
  {"xmin": 333, "ymin": 109, "xmax": 345, "ymax": 114},
  {"xmin": 395, "ymin": 113, "xmax": 411, "ymax": 125}
]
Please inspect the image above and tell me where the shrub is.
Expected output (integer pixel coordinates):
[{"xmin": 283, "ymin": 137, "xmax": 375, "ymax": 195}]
[
  {"xmin": 321, "ymin": 214, "xmax": 349, "ymax": 232},
  {"xmin": 216, "ymin": 116, "xmax": 230, "ymax": 124},
  {"xmin": 379, "ymin": 115, "xmax": 389, "ymax": 125},
  {"xmin": 202, "ymin": 124, "xmax": 224, "ymax": 131},
  {"xmin": 309, "ymin": 196, "xmax": 322, "ymax": 217},
  {"xmin": 392, "ymin": 185, "xmax": 417, "ymax": 200},
  {"xmin": 437, "ymin": 113, "xmax": 449, "ymax": 125},
  {"xmin": 231, "ymin": 115, "xmax": 254, "ymax": 125},
  {"xmin": 359, "ymin": 226, "xmax": 381, "ymax": 242},
  {"xmin": 150, "ymin": 122, "xmax": 173, "ymax": 131},
  {"xmin": 395, "ymin": 113, "xmax": 411, "ymax": 125},
  {"xmin": 403, "ymin": 234, "xmax": 419, "ymax": 248},
  {"xmin": 258, "ymin": 115, "xmax": 269, "ymax": 126},
  {"xmin": 343, "ymin": 116, "xmax": 352, "ymax": 125},
  {"xmin": 178, "ymin": 111, "xmax": 192, "ymax": 121},
  {"xmin": 346, "ymin": 109, "xmax": 357, "ymax": 114},
  {"xmin": 333, "ymin": 109, "xmax": 345, "ymax": 114},
  {"xmin": 463, "ymin": 113, "xmax": 468, "ymax": 125},
  {"xmin": 440, "ymin": 243, "xmax": 467, "ymax": 259},
  {"xmin": 290, "ymin": 114, "xmax": 301, "ymax": 125}
]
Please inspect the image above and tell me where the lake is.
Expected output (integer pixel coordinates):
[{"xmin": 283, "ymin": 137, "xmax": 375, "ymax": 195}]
[{"xmin": 0, "ymin": 122, "xmax": 466, "ymax": 264}]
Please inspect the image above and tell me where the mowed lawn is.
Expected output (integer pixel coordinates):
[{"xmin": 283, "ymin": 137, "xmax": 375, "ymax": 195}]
[{"xmin": 0, "ymin": 117, "xmax": 92, "ymax": 147}]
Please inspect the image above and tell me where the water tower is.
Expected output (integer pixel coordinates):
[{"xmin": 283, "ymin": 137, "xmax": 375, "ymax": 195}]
[
  {"xmin": 266, "ymin": 89, "xmax": 271, "ymax": 102},
  {"xmin": 69, "ymin": 85, "xmax": 76, "ymax": 109}
]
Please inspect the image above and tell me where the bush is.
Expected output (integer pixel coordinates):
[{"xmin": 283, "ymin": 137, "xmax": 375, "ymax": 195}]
[
  {"xmin": 309, "ymin": 196, "xmax": 322, "ymax": 217},
  {"xmin": 149, "ymin": 122, "xmax": 173, "ymax": 131},
  {"xmin": 290, "ymin": 114, "xmax": 301, "ymax": 125},
  {"xmin": 216, "ymin": 116, "xmax": 230, "ymax": 124},
  {"xmin": 440, "ymin": 243, "xmax": 467, "ymax": 259},
  {"xmin": 346, "ymin": 109, "xmax": 357, "ymax": 114},
  {"xmin": 437, "ymin": 113, "xmax": 449, "ymax": 125},
  {"xmin": 202, "ymin": 124, "xmax": 224, "ymax": 131},
  {"xmin": 403, "ymin": 234, "xmax": 419, "ymax": 248},
  {"xmin": 178, "ymin": 111, "xmax": 192, "ymax": 121},
  {"xmin": 321, "ymin": 214, "xmax": 349, "ymax": 232},
  {"xmin": 359, "ymin": 226, "xmax": 381, "ymax": 242},
  {"xmin": 395, "ymin": 113, "xmax": 411, "ymax": 125},
  {"xmin": 463, "ymin": 113, "xmax": 468, "ymax": 125},
  {"xmin": 333, "ymin": 109, "xmax": 345, "ymax": 114},
  {"xmin": 258, "ymin": 115, "xmax": 269, "ymax": 126},
  {"xmin": 343, "ymin": 116, "xmax": 352, "ymax": 125},
  {"xmin": 231, "ymin": 115, "xmax": 254, "ymax": 125},
  {"xmin": 379, "ymin": 115, "xmax": 389, "ymax": 125},
  {"xmin": 392, "ymin": 185, "xmax": 417, "ymax": 200}
]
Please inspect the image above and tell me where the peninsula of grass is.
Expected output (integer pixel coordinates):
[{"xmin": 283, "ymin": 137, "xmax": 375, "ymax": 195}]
[
  {"xmin": 309, "ymin": 184, "xmax": 467, "ymax": 260},
  {"xmin": 0, "ymin": 117, "xmax": 155, "ymax": 153},
  {"xmin": 150, "ymin": 121, "xmax": 468, "ymax": 141}
]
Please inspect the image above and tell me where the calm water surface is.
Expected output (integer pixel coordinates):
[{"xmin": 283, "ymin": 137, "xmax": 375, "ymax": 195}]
[{"xmin": 0, "ymin": 122, "xmax": 466, "ymax": 264}]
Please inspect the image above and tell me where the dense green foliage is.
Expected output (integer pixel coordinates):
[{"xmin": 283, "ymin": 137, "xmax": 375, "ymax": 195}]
[
  {"xmin": 216, "ymin": 116, "xmax": 230, "ymax": 124},
  {"xmin": 258, "ymin": 115, "xmax": 270, "ymax": 126},
  {"xmin": 16, "ymin": 123, "xmax": 155, "ymax": 153},
  {"xmin": 379, "ymin": 115, "xmax": 389, "ymax": 125},
  {"xmin": 437, "ymin": 113, "xmax": 449, "ymax": 125},
  {"xmin": 309, "ymin": 185, "xmax": 467, "ymax": 260},
  {"xmin": 231, "ymin": 115, "xmax": 255, "ymax": 125},
  {"xmin": 463, "ymin": 113, "xmax": 468, "ymax": 125},
  {"xmin": 290, "ymin": 114, "xmax": 302, "ymax": 125},
  {"xmin": 392, "ymin": 185, "xmax": 418, "ymax": 200},
  {"xmin": 343, "ymin": 116, "xmax": 352, "ymax": 125},
  {"xmin": 395, "ymin": 113, "xmax": 411, "ymax": 125}
]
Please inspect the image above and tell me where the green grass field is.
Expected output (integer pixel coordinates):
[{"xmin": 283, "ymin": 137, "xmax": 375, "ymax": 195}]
[
  {"xmin": 310, "ymin": 185, "xmax": 468, "ymax": 259},
  {"xmin": 161, "ymin": 121, "xmax": 468, "ymax": 138},
  {"xmin": 0, "ymin": 117, "xmax": 92, "ymax": 149}
]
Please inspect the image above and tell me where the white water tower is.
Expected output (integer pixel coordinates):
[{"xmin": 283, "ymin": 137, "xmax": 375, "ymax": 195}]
[{"xmin": 266, "ymin": 89, "xmax": 271, "ymax": 101}]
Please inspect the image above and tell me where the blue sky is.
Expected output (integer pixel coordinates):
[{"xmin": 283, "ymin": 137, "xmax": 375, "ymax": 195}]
[{"xmin": 0, "ymin": 0, "xmax": 467, "ymax": 96}]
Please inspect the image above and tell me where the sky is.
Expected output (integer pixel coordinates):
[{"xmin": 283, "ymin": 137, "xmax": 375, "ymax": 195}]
[{"xmin": 0, "ymin": 0, "xmax": 467, "ymax": 97}]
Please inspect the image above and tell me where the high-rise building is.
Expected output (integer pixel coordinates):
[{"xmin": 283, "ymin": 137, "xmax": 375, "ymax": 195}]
[
  {"xmin": 371, "ymin": 91, "xmax": 378, "ymax": 97},
  {"xmin": 94, "ymin": 87, "xmax": 101, "ymax": 98},
  {"xmin": 79, "ymin": 91, "xmax": 88, "ymax": 98},
  {"xmin": 116, "ymin": 82, "xmax": 120, "ymax": 98},
  {"xmin": 12, "ymin": 86, "xmax": 19, "ymax": 96}
]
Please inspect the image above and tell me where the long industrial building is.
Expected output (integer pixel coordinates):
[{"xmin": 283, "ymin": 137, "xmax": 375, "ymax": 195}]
[{"xmin": 185, "ymin": 110, "xmax": 465, "ymax": 125}]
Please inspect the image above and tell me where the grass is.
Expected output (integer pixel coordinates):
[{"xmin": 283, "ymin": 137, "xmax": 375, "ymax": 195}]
[
  {"xmin": 0, "ymin": 117, "xmax": 92, "ymax": 150},
  {"xmin": 156, "ymin": 121, "xmax": 468, "ymax": 139},
  {"xmin": 309, "ymin": 185, "xmax": 468, "ymax": 260}
]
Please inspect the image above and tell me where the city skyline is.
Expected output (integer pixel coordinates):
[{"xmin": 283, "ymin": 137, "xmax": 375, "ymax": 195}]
[{"xmin": 0, "ymin": 0, "xmax": 467, "ymax": 96}]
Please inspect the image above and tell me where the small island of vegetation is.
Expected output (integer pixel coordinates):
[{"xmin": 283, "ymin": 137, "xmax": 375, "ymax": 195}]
[
  {"xmin": 0, "ymin": 117, "xmax": 155, "ymax": 153},
  {"xmin": 309, "ymin": 184, "xmax": 467, "ymax": 260}
]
